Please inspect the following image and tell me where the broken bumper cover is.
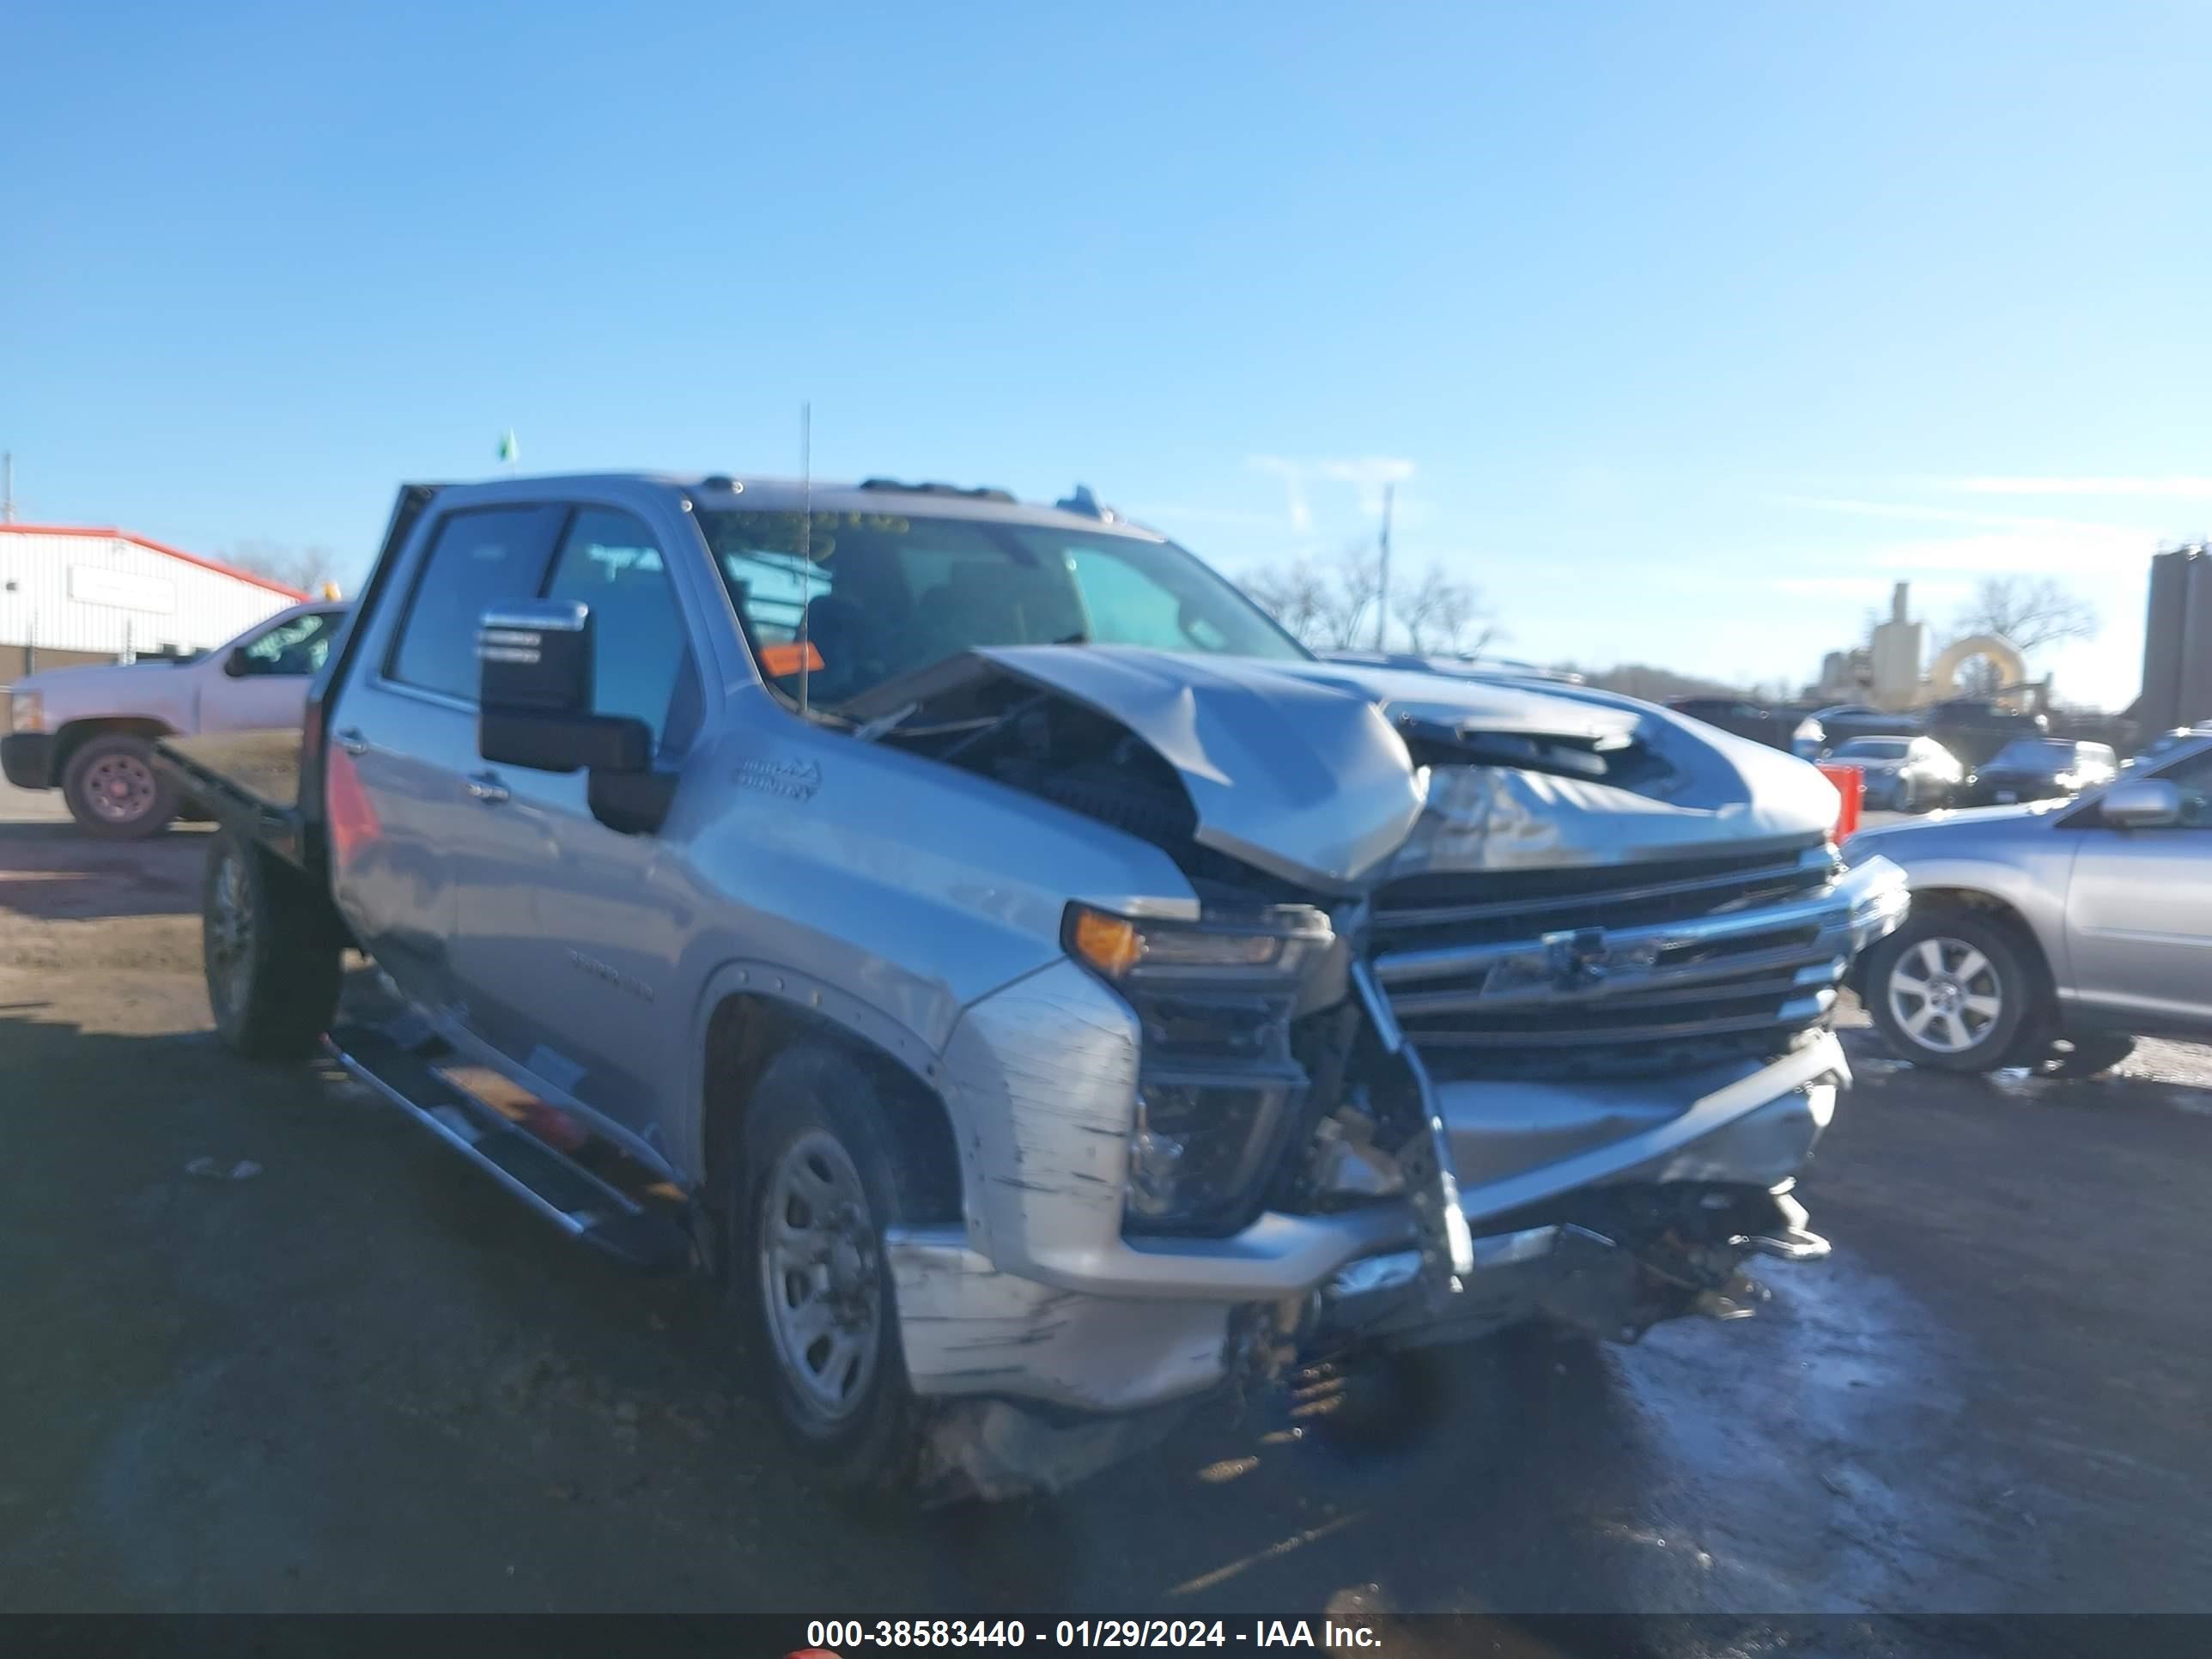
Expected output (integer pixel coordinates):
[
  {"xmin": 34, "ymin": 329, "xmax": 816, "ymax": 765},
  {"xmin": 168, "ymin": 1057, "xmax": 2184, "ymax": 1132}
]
[{"xmin": 902, "ymin": 981, "xmax": 1850, "ymax": 1416}]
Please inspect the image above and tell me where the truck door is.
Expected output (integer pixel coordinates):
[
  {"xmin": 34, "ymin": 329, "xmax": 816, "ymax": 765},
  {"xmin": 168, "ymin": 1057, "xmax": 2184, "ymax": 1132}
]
[
  {"xmin": 326, "ymin": 506, "xmax": 567, "ymax": 1012},
  {"xmin": 2063, "ymin": 747, "xmax": 2212, "ymax": 1030},
  {"xmin": 201, "ymin": 609, "xmax": 346, "ymax": 732},
  {"xmin": 447, "ymin": 506, "xmax": 702, "ymax": 1160}
]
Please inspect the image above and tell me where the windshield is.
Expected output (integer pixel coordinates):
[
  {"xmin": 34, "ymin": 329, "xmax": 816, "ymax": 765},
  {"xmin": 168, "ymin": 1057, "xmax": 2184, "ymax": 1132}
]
[
  {"xmin": 695, "ymin": 509, "xmax": 1308, "ymax": 709},
  {"xmin": 1990, "ymin": 739, "xmax": 2075, "ymax": 768},
  {"xmin": 1835, "ymin": 738, "xmax": 1911, "ymax": 759}
]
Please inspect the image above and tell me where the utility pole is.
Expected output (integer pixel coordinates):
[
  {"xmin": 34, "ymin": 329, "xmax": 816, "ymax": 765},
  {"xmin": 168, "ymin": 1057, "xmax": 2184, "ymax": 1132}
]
[
  {"xmin": 1373, "ymin": 482, "xmax": 1394, "ymax": 651},
  {"xmin": 3, "ymin": 453, "xmax": 14, "ymax": 522}
]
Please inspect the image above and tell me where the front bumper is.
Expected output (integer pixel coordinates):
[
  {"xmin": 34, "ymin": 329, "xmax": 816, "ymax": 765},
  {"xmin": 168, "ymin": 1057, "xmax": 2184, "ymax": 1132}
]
[
  {"xmin": 1, "ymin": 732, "xmax": 56, "ymax": 789},
  {"xmin": 900, "ymin": 1010, "xmax": 1849, "ymax": 1416}
]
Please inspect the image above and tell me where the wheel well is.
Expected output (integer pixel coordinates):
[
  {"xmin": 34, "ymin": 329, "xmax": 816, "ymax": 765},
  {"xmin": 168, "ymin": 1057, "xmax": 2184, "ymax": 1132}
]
[
  {"xmin": 54, "ymin": 718, "xmax": 174, "ymax": 776},
  {"xmin": 1897, "ymin": 887, "xmax": 2058, "ymax": 1010},
  {"xmin": 700, "ymin": 994, "xmax": 965, "ymax": 1264}
]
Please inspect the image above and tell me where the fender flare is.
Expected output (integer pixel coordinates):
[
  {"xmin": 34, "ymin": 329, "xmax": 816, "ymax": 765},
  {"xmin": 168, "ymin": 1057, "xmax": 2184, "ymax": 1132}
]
[{"xmin": 677, "ymin": 957, "xmax": 949, "ymax": 1187}]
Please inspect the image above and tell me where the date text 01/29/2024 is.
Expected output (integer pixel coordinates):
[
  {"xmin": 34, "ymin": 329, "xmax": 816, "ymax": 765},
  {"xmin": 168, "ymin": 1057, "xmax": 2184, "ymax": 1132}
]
[{"xmin": 800, "ymin": 1622, "xmax": 1382, "ymax": 1650}]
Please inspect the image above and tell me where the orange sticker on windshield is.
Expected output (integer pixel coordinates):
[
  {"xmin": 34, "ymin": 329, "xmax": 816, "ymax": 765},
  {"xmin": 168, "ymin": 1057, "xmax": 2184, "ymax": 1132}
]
[{"xmin": 759, "ymin": 641, "xmax": 824, "ymax": 676}]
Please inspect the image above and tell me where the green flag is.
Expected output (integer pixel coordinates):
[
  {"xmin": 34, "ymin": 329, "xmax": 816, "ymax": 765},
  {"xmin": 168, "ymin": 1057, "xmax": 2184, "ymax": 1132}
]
[{"xmin": 498, "ymin": 428, "xmax": 520, "ymax": 464}]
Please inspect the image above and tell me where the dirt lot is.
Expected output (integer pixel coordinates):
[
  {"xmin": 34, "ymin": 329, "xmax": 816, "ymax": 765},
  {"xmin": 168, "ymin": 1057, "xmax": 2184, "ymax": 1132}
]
[{"xmin": 4, "ymin": 776, "xmax": 2211, "ymax": 1624}]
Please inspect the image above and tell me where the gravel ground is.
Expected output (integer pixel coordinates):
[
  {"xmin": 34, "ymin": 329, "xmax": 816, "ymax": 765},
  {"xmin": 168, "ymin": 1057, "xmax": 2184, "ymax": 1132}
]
[{"xmin": 3, "ymin": 776, "xmax": 2210, "ymax": 1626}]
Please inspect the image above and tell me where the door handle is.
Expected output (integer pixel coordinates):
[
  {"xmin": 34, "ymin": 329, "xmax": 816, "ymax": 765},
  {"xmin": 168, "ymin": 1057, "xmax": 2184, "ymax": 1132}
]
[
  {"xmin": 334, "ymin": 727, "xmax": 369, "ymax": 757},
  {"xmin": 465, "ymin": 771, "xmax": 511, "ymax": 805}
]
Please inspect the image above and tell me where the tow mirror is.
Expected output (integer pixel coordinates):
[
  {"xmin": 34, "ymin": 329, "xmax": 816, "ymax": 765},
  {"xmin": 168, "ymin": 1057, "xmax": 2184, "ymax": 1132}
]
[
  {"xmin": 2100, "ymin": 777, "xmax": 2183, "ymax": 830},
  {"xmin": 222, "ymin": 646, "xmax": 252, "ymax": 678},
  {"xmin": 476, "ymin": 601, "xmax": 648, "ymax": 775}
]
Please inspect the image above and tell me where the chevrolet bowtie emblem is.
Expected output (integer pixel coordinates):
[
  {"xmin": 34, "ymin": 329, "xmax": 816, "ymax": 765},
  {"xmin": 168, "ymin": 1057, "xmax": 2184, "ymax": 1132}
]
[{"xmin": 1543, "ymin": 927, "xmax": 1610, "ymax": 991}]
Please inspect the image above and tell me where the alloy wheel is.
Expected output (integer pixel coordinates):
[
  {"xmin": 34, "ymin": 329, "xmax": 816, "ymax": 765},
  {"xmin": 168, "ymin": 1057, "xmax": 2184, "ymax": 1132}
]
[{"xmin": 1887, "ymin": 935, "xmax": 2004, "ymax": 1054}]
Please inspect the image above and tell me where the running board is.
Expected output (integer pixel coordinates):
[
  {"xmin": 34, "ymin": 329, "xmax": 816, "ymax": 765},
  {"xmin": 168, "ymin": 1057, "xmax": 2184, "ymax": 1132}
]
[{"xmin": 328, "ymin": 1018, "xmax": 693, "ymax": 1271}]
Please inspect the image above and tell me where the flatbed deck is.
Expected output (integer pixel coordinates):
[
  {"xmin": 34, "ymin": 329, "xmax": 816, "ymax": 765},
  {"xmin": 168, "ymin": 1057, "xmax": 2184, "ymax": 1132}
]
[{"xmin": 155, "ymin": 728, "xmax": 309, "ymax": 865}]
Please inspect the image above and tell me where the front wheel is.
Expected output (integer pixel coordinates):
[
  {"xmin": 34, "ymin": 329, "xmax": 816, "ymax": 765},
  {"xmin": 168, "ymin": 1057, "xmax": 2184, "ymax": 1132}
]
[
  {"xmin": 63, "ymin": 733, "xmax": 179, "ymax": 838},
  {"xmin": 1864, "ymin": 911, "xmax": 2041, "ymax": 1073},
  {"xmin": 732, "ymin": 1046, "xmax": 933, "ymax": 1499}
]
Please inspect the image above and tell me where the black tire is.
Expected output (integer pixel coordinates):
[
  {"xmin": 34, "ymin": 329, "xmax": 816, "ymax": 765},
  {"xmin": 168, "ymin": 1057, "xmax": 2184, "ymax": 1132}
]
[
  {"xmin": 2041, "ymin": 1032, "xmax": 2138, "ymax": 1079},
  {"xmin": 202, "ymin": 831, "xmax": 343, "ymax": 1060},
  {"xmin": 731, "ymin": 1045, "xmax": 937, "ymax": 1498},
  {"xmin": 62, "ymin": 733, "xmax": 179, "ymax": 839},
  {"xmin": 1864, "ymin": 909, "xmax": 2044, "ymax": 1073}
]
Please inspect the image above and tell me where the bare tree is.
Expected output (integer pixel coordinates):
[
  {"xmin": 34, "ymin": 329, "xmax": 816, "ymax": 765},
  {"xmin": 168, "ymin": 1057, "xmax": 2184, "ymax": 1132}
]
[
  {"xmin": 1394, "ymin": 565, "xmax": 1494, "ymax": 657},
  {"xmin": 226, "ymin": 538, "xmax": 343, "ymax": 597},
  {"xmin": 1243, "ymin": 545, "xmax": 1492, "ymax": 654},
  {"xmin": 1238, "ymin": 560, "xmax": 1334, "ymax": 647},
  {"xmin": 1945, "ymin": 576, "xmax": 2099, "ymax": 695}
]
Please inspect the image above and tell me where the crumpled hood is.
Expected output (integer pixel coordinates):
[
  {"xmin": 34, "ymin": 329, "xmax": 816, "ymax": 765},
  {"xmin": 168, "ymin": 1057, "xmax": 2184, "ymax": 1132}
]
[{"xmin": 973, "ymin": 647, "xmax": 1843, "ymax": 893}]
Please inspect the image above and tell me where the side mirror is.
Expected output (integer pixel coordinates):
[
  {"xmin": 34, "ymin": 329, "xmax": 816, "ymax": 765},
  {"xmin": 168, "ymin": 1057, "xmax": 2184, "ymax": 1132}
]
[
  {"xmin": 476, "ymin": 601, "xmax": 648, "ymax": 775},
  {"xmin": 2100, "ymin": 777, "xmax": 2183, "ymax": 830},
  {"xmin": 222, "ymin": 646, "xmax": 252, "ymax": 678}
]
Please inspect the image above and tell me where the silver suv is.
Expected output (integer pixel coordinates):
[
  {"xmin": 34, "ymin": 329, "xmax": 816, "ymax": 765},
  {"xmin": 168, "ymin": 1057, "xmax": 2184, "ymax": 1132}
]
[{"xmin": 1847, "ymin": 735, "xmax": 2212, "ymax": 1074}]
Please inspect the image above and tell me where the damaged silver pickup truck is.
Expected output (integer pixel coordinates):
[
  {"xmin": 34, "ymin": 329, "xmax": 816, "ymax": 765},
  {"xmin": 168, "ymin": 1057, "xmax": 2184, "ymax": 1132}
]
[{"xmin": 158, "ymin": 473, "xmax": 1907, "ymax": 1501}]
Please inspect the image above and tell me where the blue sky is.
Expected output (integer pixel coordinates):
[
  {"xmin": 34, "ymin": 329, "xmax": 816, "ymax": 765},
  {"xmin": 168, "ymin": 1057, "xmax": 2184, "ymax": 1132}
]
[{"xmin": 7, "ymin": 1, "xmax": 2209, "ymax": 708}]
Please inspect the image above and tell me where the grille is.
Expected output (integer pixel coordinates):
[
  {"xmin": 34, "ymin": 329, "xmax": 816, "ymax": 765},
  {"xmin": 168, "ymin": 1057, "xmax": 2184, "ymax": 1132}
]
[{"xmin": 1369, "ymin": 838, "xmax": 1856, "ymax": 1079}]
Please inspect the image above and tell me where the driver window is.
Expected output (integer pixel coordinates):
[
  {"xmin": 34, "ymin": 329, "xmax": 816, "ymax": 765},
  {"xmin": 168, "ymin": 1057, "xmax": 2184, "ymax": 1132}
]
[
  {"xmin": 2148, "ymin": 750, "xmax": 2212, "ymax": 829},
  {"xmin": 542, "ymin": 508, "xmax": 696, "ymax": 752},
  {"xmin": 240, "ymin": 611, "xmax": 337, "ymax": 676}
]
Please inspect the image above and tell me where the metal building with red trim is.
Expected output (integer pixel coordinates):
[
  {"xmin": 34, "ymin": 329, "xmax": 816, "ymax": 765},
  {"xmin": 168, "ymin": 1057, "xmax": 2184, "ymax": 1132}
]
[{"xmin": 0, "ymin": 525, "xmax": 307, "ymax": 679}]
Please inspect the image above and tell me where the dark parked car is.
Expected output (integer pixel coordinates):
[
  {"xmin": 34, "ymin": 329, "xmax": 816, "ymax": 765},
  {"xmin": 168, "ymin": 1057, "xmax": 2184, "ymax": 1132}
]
[
  {"xmin": 1923, "ymin": 700, "xmax": 2051, "ymax": 769},
  {"xmin": 1827, "ymin": 735, "xmax": 1966, "ymax": 812},
  {"xmin": 2126, "ymin": 725, "xmax": 2212, "ymax": 770},
  {"xmin": 1807, "ymin": 704, "xmax": 1917, "ymax": 755},
  {"xmin": 1665, "ymin": 697, "xmax": 1818, "ymax": 753},
  {"xmin": 1965, "ymin": 738, "xmax": 2118, "ymax": 806}
]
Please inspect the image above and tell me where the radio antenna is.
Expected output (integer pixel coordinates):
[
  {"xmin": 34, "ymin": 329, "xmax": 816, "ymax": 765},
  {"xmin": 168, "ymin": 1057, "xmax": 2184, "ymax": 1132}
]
[{"xmin": 797, "ymin": 401, "xmax": 812, "ymax": 719}]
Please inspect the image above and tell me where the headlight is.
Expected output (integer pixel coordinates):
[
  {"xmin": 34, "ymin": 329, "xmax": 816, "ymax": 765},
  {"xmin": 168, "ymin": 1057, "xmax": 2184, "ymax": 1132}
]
[
  {"xmin": 8, "ymin": 691, "xmax": 44, "ymax": 734},
  {"xmin": 1065, "ymin": 902, "xmax": 1334, "ymax": 1235},
  {"xmin": 1066, "ymin": 904, "xmax": 1321, "ymax": 981}
]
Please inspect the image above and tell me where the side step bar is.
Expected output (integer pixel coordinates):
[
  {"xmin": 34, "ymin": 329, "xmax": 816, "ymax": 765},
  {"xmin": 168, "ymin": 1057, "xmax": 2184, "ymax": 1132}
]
[{"xmin": 328, "ymin": 1018, "xmax": 693, "ymax": 1271}]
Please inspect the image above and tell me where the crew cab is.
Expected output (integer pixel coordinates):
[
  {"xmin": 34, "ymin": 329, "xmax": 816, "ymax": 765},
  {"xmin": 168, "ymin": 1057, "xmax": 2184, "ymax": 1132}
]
[
  {"xmin": 158, "ymin": 474, "xmax": 1906, "ymax": 1500},
  {"xmin": 3, "ymin": 601, "xmax": 348, "ymax": 836}
]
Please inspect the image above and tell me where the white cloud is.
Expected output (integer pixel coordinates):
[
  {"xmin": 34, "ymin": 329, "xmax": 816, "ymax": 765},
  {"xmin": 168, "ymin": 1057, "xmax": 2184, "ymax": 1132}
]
[
  {"xmin": 1771, "ymin": 495, "xmax": 2135, "ymax": 538},
  {"xmin": 1247, "ymin": 455, "xmax": 1312, "ymax": 534},
  {"xmin": 1129, "ymin": 503, "xmax": 1285, "ymax": 530},
  {"xmin": 1865, "ymin": 527, "xmax": 2148, "ymax": 577},
  {"xmin": 1248, "ymin": 454, "xmax": 1415, "ymax": 531},
  {"xmin": 1942, "ymin": 476, "xmax": 2212, "ymax": 500},
  {"xmin": 1769, "ymin": 575, "xmax": 1973, "ymax": 605}
]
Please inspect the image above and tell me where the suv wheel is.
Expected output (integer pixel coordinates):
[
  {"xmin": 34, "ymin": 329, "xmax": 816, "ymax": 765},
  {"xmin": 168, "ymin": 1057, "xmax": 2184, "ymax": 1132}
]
[
  {"xmin": 732, "ymin": 1046, "xmax": 931, "ymax": 1498},
  {"xmin": 63, "ymin": 733, "xmax": 179, "ymax": 838},
  {"xmin": 1865, "ymin": 912, "xmax": 2039, "ymax": 1073}
]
